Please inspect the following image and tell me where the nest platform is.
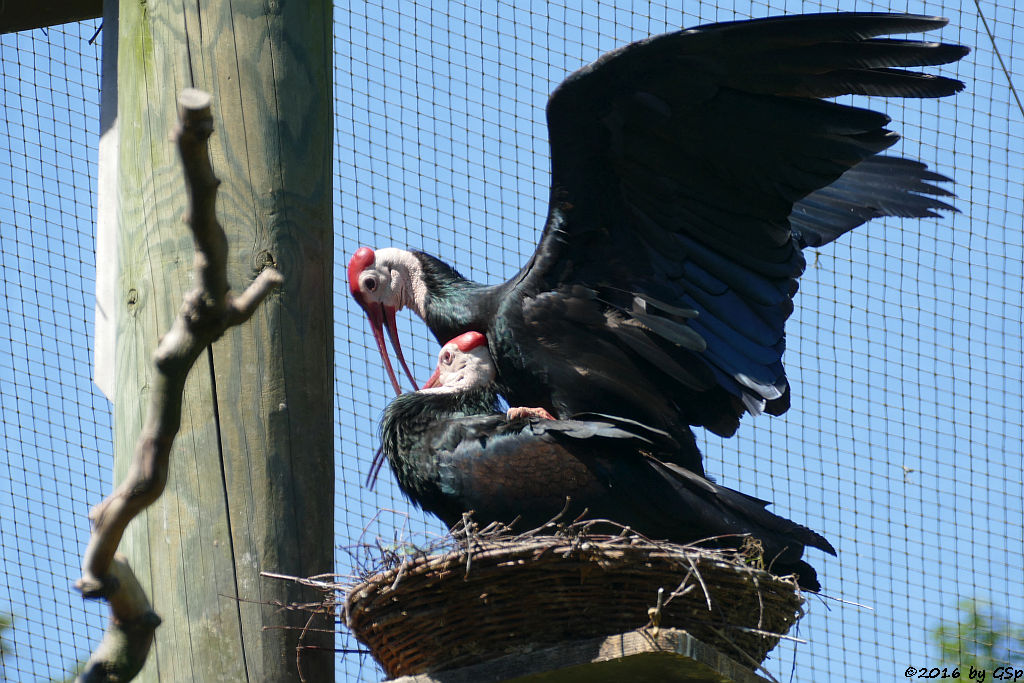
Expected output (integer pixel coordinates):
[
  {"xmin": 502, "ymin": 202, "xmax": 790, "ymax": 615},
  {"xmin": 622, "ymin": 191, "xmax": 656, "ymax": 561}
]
[
  {"xmin": 346, "ymin": 527, "xmax": 805, "ymax": 679},
  {"xmin": 388, "ymin": 628, "xmax": 773, "ymax": 683}
]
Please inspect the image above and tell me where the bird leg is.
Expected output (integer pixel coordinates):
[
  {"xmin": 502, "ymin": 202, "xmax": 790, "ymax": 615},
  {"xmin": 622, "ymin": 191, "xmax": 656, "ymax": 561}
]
[{"xmin": 506, "ymin": 406, "xmax": 555, "ymax": 420}]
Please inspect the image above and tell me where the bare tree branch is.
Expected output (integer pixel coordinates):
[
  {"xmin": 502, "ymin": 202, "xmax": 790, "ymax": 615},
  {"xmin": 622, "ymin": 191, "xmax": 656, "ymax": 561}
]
[
  {"xmin": 75, "ymin": 88, "xmax": 282, "ymax": 682},
  {"xmin": 77, "ymin": 555, "xmax": 161, "ymax": 682}
]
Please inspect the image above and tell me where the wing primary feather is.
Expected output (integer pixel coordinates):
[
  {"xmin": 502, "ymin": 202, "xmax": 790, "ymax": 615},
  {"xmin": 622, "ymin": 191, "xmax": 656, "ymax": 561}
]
[
  {"xmin": 752, "ymin": 39, "xmax": 970, "ymax": 71},
  {"xmin": 602, "ymin": 315, "xmax": 713, "ymax": 391},
  {"xmin": 742, "ymin": 393, "xmax": 767, "ymax": 416},
  {"xmin": 602, "ymin": 300, "xmax": 707, "ymax": 352},
  {"xmin": 621, "ymin": 291, "xmax": 699, "ymax": 319}
]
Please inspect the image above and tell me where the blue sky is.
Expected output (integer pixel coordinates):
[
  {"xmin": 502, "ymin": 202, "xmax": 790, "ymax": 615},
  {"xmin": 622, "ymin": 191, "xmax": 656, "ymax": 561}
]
[{"xmin": 2, "ymin": 1, "xmax": 1023, "ymax": 681}]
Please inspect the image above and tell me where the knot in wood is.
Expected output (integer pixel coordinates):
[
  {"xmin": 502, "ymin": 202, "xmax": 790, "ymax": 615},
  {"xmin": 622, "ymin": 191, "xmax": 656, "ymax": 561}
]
[
  {"xmin": 126, "ymin": 288, "xmax": 140, "ymax": 316},
  {"xmin": 255, "ymin": 249, "xmax": 277, "ymax": 272}
]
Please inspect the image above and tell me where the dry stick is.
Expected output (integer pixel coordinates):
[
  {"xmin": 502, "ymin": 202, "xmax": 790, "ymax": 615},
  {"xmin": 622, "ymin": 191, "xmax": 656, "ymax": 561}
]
[{"xmin": 74, "ymin": 88, "xmax": 284, "ymax": 682}]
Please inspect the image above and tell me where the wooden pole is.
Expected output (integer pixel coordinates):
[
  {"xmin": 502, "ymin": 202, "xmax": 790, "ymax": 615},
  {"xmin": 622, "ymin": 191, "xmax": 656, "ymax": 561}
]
[{"xmin": 111, "ymin": 1, "xmax": 333, "ymax": 680}]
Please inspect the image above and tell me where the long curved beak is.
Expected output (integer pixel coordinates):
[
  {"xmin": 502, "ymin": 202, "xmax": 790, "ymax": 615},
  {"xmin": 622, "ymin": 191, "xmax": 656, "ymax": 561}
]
[
  {"xmin": 384, "ymin": 306, "xmax": 417, "ymax": 391},
  {"xmin": 355, "ymin": 295, "xmax": 417, "ymax": 395}
]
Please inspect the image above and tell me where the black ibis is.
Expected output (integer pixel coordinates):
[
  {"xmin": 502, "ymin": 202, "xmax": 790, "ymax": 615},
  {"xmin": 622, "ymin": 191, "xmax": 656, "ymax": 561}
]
[
  {"xmin": 352, "ymin": 12, "xmax": 968, "ymax": 477},
  {"xmin": 379, "ymin": 331, "xmax": 837, "ymax": 591}
]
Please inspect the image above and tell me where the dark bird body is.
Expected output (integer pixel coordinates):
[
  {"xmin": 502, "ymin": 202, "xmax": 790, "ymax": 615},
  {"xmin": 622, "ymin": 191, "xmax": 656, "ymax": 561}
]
[
  {"xmin": 352, "ymin": 13, "xmax": 968, "ymax": 477},
  {"xmin": 380, "ymin": 334, "xmax": 837, "ymax": 591}
]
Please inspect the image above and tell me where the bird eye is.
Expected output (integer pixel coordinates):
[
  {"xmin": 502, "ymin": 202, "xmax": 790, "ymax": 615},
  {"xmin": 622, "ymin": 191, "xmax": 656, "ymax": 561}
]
[
  {"xmin": 363, "ymin": 276, "xmax": 377, "ymax": 292},
  {"xmin": 441, "ymin": 350, "xmax": 453, "ymax": 365}
]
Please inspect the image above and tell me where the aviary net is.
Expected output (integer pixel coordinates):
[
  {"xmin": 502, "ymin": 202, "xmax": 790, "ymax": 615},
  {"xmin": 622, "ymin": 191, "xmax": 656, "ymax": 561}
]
[{"xmin": 0, "ymin": 1, "xmax": 1020, "ymax": 681}]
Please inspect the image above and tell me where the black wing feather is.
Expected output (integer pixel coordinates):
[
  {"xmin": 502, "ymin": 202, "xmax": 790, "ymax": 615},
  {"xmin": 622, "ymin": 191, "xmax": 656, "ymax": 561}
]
[
  {"xmin": 792, "ymin": 155, "xmax": 958, "ymax": 247},
  {"xmin": 503, "ymin": 12, "xmax": 965, "ymax": 436}
]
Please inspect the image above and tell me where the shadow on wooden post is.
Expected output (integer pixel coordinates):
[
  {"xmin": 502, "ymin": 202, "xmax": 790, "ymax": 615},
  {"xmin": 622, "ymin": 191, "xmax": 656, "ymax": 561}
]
[{"xmin": 74, "ymin": 88, "xmax": 284, "ymax": 683}]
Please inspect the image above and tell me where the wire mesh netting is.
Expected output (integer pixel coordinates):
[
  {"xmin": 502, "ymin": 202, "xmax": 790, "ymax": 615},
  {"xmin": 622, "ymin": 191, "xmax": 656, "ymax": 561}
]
[
  {"xmin": 1, "ymin": 1, "xmax": 1022, "ymax": 682},
  {"xmin": 1, "ymin": 20, "xmax": 109, "ymax": 682}
]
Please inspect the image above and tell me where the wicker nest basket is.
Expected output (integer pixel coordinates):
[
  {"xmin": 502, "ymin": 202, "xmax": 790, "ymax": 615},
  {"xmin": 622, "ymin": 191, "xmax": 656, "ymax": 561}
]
[{"xmin": 346, "ymin": 527, "xmax": 805, "ymax": 679}]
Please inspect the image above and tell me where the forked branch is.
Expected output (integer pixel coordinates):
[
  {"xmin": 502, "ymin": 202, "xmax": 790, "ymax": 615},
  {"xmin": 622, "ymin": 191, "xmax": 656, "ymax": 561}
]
[{"xmin": 74, "ymin": 89, "xmax": 283, "ymax": 682}]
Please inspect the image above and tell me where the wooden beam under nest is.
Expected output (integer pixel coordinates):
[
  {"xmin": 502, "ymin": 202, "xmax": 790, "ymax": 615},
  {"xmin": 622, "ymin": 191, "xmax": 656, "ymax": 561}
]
[{"xmin": 389, "ymin": 629, "xmax": 773, "ymax": 683}]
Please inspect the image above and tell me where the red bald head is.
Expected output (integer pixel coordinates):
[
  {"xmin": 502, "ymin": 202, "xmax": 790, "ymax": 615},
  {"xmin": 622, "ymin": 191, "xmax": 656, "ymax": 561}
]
[
  {"xmin": 348, "ymin": 245, "xmax": 416, "ymax": 395},
  {"xmin": 448, "ymin": 331, "xmax": 487, "ymax": 352},
  {"xmin": 421, "ymin": 331, "xmax": 492, "ymax": 390},
  {"xmin": 348, "ymin": 246, "xmax": 375, "ymax": 300}
]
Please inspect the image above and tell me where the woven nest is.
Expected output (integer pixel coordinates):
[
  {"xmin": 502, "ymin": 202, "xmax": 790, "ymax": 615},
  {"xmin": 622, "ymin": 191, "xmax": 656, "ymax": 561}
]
[{"xmin": 346, "ymin": 522, "xmax": 805, "ymax": 679}]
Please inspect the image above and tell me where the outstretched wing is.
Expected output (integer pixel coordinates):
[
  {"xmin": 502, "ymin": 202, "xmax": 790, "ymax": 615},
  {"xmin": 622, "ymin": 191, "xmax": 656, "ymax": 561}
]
[{"xmin": 510, "ymin": 12, "xmax": 966, "ymax": 436}]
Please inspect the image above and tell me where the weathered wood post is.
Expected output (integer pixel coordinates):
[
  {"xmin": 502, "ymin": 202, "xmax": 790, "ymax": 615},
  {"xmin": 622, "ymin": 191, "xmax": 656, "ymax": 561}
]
[{"xmin": 111, "ymin": 0, "xmax": 333, "ymax": 680}]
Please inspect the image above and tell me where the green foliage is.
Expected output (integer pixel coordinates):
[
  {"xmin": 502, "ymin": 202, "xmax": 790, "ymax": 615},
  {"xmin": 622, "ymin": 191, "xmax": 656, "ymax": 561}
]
[
  {"xmin": 933, "ymin": 600, "xmax": 1024, "ymax": 671},
  {"xmin": 1, "ymin": 613, "xmax": 10, "ymax": 660},
  {"xmin": 1, "ymin": 613, "xmax": 10, "ymax": 683}
]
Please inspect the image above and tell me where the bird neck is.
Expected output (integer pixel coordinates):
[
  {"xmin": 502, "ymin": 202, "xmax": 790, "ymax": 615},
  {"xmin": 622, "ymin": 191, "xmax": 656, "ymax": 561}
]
[
  {"xmin": 413, "ymin": 251, "xmax": 496, "ymax": 340},
  {"xmin": 381, "ymin": 386, "xmax": 500, "ymax": 490}
]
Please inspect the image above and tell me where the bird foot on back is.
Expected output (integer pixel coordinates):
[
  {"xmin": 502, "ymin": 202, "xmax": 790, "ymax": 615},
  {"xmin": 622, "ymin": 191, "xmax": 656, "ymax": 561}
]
[{"xmin": 507, "ymin": 406, "xmax": 555, "ymax": 420}]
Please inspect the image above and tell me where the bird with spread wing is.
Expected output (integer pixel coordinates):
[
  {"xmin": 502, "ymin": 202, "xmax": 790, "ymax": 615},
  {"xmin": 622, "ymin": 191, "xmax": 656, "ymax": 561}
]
[
  {"xmin": 379, "ymin": 332, "xmax": 837, "ymax": 591},
  {"xmin": 351, "ymin": 12, "xmax": 968, "ymax": 477}
]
